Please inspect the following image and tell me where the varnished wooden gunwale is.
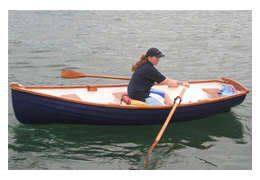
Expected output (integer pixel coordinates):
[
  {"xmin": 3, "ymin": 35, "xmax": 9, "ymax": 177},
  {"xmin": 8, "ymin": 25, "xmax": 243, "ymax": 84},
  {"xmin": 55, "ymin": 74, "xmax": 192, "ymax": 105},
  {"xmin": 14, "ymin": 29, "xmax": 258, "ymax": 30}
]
[{"xmin": 10, "ymin": 78, "xmax": 249, "ymax": 109}]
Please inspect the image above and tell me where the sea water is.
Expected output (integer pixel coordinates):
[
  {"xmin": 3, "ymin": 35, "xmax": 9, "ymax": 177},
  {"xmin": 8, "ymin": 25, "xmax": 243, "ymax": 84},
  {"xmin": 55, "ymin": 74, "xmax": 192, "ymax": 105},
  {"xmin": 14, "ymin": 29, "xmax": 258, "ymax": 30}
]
[{"xmin": 8, "ymin": 10, "xmax": 252, "ymax": 170}]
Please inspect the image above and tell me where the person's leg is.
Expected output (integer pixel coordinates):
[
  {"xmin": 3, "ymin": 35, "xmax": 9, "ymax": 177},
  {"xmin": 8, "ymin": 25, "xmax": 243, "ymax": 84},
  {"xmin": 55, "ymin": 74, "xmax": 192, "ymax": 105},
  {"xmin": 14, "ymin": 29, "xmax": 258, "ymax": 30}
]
[
  {"xmin": 163, "ymin": 92, "xmax": 173, "ymax": 105},
  {"xmin": 145, "ymin": 96, "xmax": 164, "ymax": 105},
  {"xmin": 148, "ymin": 89, "xmax": 173, "ymax": 105}
]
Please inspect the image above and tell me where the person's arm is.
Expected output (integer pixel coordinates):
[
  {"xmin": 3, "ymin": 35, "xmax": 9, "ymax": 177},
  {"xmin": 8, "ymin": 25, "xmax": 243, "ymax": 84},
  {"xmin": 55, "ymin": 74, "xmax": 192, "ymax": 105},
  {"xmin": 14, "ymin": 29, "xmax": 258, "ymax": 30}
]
[{"xmin": 160, "ymin": 78, "xmax": 190, "ymax": 87}]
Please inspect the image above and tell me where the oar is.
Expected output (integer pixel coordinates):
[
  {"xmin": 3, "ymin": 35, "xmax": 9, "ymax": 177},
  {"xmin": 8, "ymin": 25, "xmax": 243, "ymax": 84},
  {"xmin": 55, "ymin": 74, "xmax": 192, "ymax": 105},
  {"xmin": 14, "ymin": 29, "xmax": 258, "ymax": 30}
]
[
  {"xmin": 144, "ymin": 87, "xmax": 187, "ymax": 168},
  {"xmin": 61, "ymin": 70, "xmax": 131, "ymax": 80}
]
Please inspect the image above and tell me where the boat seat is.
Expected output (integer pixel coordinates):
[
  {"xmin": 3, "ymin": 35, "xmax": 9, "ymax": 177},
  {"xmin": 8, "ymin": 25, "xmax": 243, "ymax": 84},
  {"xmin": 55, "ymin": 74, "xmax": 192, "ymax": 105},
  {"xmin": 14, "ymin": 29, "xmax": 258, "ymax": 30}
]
[
  {"xmin": 202, "ymin": 88, "xmax": 220, "ymax": 98},
  {"xmin": 113, "ymin": 92, "xmax": 147, "ymax": 106},
  {"xmin": 61, "ymin": 94, "xmax": 81, "ymax": 100}
]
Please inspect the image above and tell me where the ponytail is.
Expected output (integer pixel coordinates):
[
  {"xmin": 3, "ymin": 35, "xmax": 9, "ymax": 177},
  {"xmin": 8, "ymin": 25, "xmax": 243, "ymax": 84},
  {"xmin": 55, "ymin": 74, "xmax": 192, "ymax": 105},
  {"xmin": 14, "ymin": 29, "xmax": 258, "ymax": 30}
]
[{"xmin": 131, "ymin": 53, "xmax": 147, "ymax": 72}]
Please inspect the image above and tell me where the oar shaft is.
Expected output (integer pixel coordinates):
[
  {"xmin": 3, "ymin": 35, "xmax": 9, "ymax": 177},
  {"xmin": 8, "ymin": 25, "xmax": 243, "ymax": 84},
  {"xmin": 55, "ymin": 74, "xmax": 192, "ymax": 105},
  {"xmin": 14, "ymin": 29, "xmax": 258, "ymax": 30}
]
[
  {"xmin": 155, "ymin": 103, "xmax": 179, "ymax": 141},
  {"xmin": 61, "ymin": 70, "xmax": 131, "ymax": 80},
  {"xmin": 83, "ymin": 74, "xmax": 131, "ymax": 80},
  {"xmin": 145, "ymin": 87, "xmax": 186, "ymax": 168}
]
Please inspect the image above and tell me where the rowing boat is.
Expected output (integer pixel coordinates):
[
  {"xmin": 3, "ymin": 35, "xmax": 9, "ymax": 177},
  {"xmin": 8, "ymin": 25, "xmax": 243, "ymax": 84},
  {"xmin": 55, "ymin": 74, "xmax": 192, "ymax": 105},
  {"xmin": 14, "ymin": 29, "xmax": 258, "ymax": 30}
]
[{"xmin": 10, "ymin": 78, "xmax": 249, "ymax": 125}]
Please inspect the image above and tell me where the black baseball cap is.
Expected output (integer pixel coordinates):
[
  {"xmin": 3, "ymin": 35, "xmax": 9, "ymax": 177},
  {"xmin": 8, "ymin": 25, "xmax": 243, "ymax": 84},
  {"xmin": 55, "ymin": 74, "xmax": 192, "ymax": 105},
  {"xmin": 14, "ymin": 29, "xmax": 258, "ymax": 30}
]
[{"xmin": 146, "ymin": 48, "xmax": 165, "ymax": 58}]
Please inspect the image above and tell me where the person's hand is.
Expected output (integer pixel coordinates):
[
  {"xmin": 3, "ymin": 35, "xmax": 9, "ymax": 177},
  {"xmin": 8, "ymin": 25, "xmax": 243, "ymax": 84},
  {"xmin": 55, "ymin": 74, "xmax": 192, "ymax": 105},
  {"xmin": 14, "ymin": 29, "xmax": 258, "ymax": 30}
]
[{"xmin": 182, "ymin": 81, "xmax": 190, "ymax": 88}]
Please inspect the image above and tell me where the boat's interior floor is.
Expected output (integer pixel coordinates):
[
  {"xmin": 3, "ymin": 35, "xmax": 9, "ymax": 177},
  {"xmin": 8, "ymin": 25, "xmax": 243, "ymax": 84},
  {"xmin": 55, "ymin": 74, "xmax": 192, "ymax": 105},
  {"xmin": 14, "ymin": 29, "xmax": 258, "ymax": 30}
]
[{"xmin": 27, "ymin": 82, "xmax": 227, "ymax": 105}]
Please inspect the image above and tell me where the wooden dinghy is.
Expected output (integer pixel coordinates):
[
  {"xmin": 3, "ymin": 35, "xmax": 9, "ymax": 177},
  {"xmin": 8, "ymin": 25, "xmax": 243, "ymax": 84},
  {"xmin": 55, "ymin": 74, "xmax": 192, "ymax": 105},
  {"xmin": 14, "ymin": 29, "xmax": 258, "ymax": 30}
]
[{"xmin": 10, "ymin": 78, "xmax": 249, "ymax": 125}]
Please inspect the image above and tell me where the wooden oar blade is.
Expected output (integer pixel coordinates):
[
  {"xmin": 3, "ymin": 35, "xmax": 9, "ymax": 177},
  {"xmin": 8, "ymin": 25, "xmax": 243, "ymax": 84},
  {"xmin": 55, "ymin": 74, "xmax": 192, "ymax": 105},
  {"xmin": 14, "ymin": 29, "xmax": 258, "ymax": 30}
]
[
  {"xmin": 145, "ymin": 140, "xmax": 159, "ymax": 168},
  {"xmin": 61, "ymin": 70, "xmax": 131, "ymax": 80},
  {"xmin": 61, "ymin": 70, "xmax": 87, "ymax": 79}
]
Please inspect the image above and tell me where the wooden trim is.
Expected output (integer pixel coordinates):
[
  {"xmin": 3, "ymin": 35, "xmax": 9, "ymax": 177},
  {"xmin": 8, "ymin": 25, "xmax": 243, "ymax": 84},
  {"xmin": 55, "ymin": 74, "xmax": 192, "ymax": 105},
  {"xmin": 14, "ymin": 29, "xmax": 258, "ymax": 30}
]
[
  {"xmin": 87, "ymin": 86, "xmax": 98, "ymax": 91},
  {"xmin": 188, "ymin": 79, "xmax": 225, "ymax": 84},
  {"xmin": 202, "ymin": 88, "xmax": 220, "ymax": 98},
  {"xmin": 113, "ymin": 92, "xmax": 125, "ymax": 100},
  {"xmin": 24, "ymin": 85, "xmax": 89, "ymax": 89},
  {"xmin": 10, "ymin": 78, "xmax": 249, "ymax": 110},
  {"xmin": 11, "ymin": 85, "xmax": 248, "ymax": 109},
  {"xmin": 61, "ymin": 94, "xmax": 81, "ymax": 100},
  {"xmin": 24, "ymin": 84, "xmax": 128, "ymax": 89},
  {"xmin": 168, "ymin": 85, "xmax": 178, "ymax": 88},
  {"xmin": 10, "ymin": 83, "xmax": 20, "ymax": 88},
  {"xmin": 222, "ymin": 78, "xmax": 249, "ymax": 92}
]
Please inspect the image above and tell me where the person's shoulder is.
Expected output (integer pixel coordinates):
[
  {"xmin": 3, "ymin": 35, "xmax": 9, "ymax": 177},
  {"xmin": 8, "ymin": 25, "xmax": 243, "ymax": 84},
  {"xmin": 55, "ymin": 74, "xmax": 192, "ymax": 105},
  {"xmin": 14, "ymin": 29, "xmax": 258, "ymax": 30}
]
[{"xmin": 142, "ymin": 61, "xmax": 154, "ymax": 69}]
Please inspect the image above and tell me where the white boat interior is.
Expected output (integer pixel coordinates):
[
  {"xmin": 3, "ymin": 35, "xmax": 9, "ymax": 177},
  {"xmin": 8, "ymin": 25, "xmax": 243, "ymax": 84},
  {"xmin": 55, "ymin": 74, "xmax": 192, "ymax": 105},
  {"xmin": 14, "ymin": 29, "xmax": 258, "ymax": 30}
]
[{"xmin": 27, "ymin": 81, "xmax": 227, "ymax": 105}]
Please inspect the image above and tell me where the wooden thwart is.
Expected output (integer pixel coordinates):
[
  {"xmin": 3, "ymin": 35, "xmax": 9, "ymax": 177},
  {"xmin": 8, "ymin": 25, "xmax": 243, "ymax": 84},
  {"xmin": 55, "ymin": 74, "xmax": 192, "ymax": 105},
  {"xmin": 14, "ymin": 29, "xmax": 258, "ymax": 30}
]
[
  {"xmin": 61, "ymin": 94, "xmax": 81, "ymax": 100},
  {"xmin": 202, "ymin": 88, "xmax": 220, "ymax": 98},
  {"xmin": 113, "ymin": 92, "xmax": 125, "ymax": 100}
]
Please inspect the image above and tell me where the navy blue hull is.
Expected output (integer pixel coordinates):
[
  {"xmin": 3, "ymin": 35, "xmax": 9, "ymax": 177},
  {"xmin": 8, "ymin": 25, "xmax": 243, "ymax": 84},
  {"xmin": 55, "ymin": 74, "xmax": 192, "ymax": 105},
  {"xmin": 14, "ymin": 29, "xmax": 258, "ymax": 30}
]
[{"xmin": 11, "ymin": 89, "xmax": 246, "ymax": 125}]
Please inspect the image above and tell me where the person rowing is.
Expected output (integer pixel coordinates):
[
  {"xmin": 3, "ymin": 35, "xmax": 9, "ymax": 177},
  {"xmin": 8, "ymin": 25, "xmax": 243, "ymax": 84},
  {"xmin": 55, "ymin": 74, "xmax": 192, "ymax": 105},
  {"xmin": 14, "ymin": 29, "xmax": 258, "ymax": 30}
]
[{"xmin": 127, "ymin": 47, "xmax": 190, "ymax": 105}]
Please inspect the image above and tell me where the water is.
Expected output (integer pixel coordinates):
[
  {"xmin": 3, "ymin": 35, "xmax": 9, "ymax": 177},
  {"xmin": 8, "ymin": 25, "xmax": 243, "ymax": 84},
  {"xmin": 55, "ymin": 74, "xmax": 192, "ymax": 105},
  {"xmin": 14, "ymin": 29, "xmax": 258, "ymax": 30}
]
[{"xmin": 8, "ymin": 10, "xmax": 252, "ymax": 170}]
